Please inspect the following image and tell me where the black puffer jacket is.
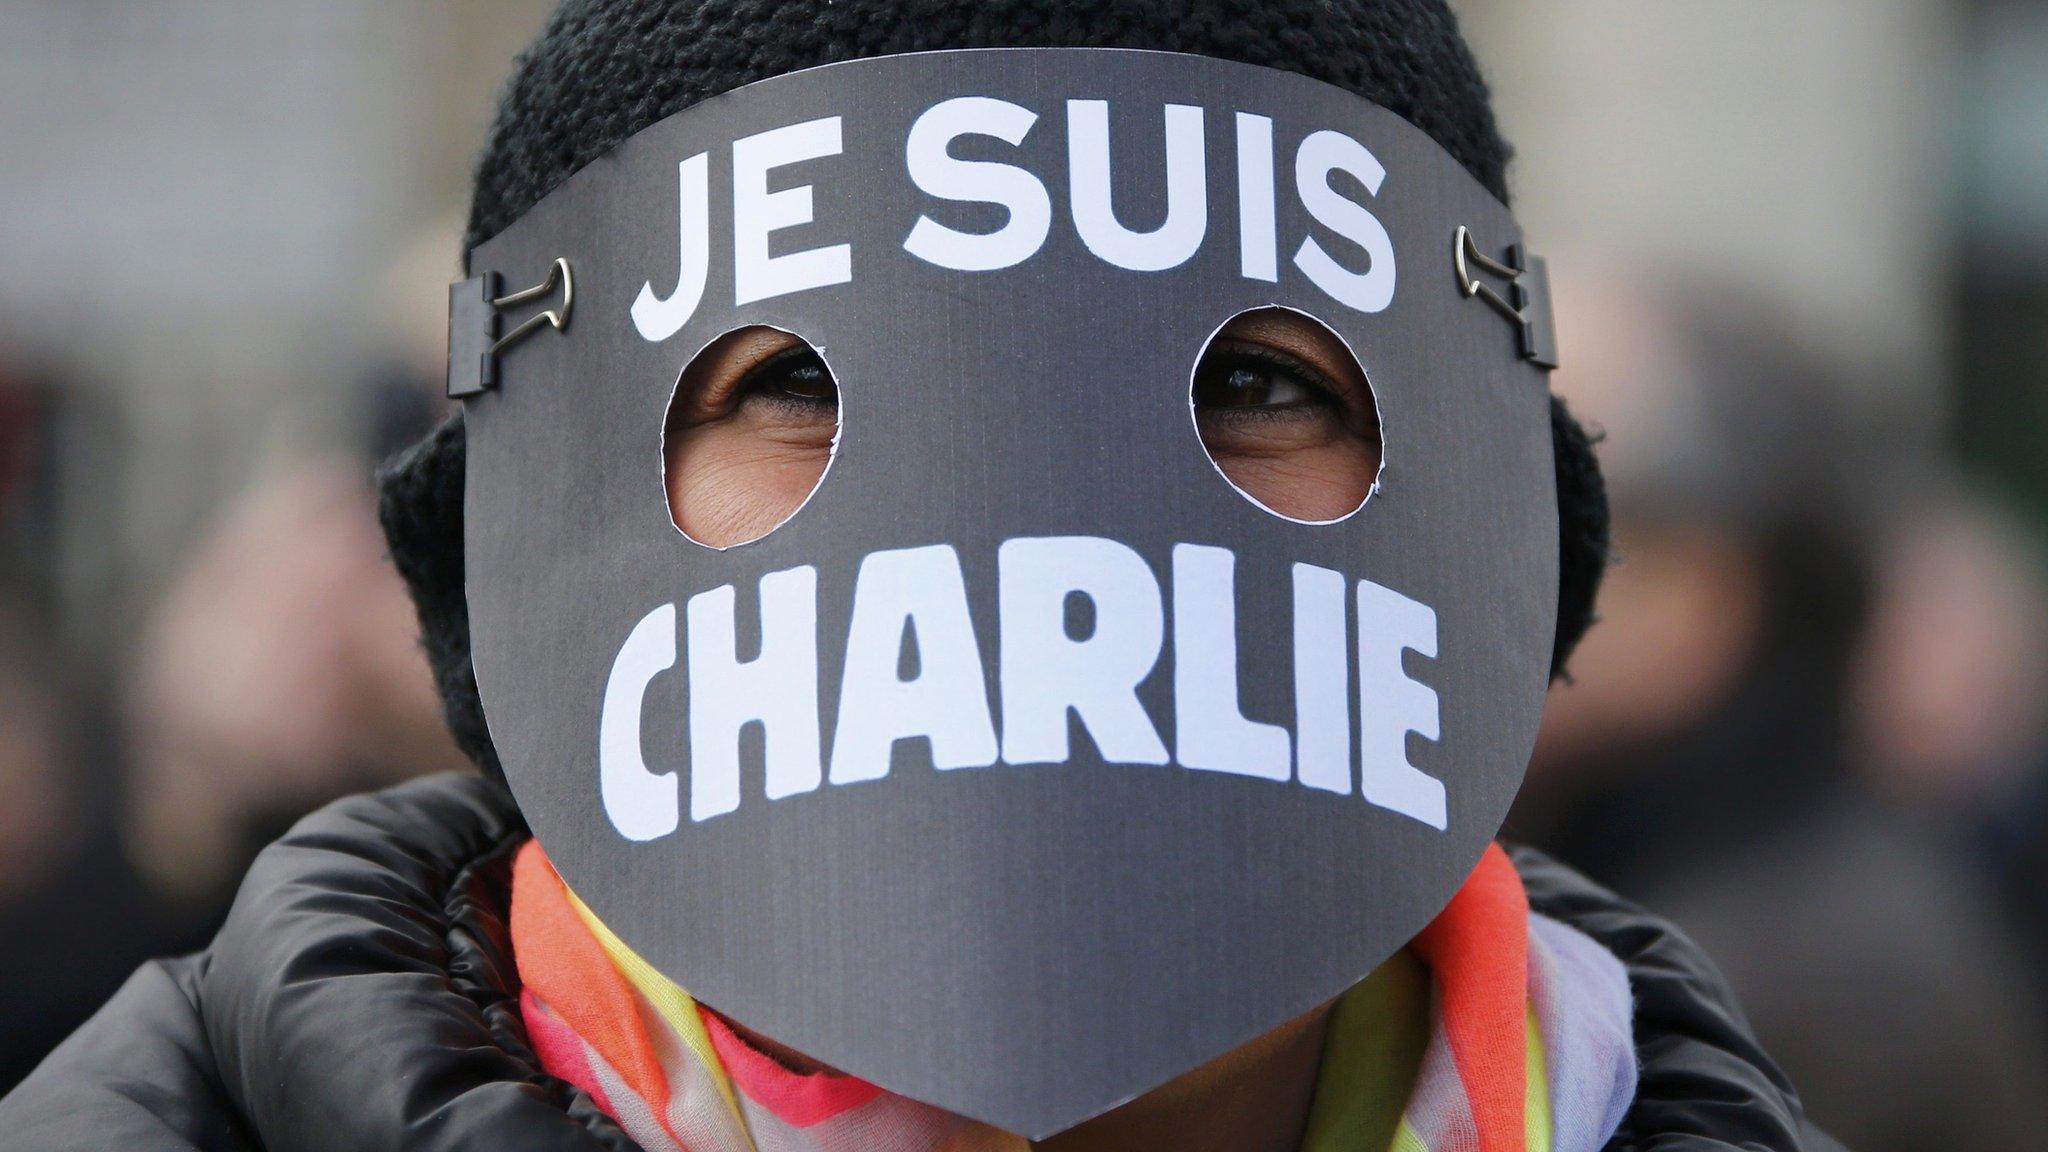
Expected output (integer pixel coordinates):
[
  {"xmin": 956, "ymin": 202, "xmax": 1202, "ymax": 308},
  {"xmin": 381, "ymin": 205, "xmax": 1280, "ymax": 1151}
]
[{"xmin": 0, "ymin": 774, "xmax": 1842, "ymax": 1151}]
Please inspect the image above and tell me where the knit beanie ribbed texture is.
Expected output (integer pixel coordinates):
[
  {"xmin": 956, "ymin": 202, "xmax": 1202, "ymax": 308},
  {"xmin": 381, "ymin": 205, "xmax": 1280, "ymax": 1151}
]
[{"xmin": 466, "ymin": 0, "xmax": 1511, "ymax": 247}]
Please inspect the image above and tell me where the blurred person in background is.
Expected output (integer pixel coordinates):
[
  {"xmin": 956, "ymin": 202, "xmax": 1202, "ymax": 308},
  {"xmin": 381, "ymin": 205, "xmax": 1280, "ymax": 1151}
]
[
  {"xmin": 1506, "ymin": 270, "xmax": 1872, "ymax": 886},
  {"xmin": 1850, "ymin": 489, "xmax": 2048, "ymax": 987},
  {"xmin": 123, "ymin": 218, "xmax": 469, "ymax": 905},
  {"xmin": 0, "ymin": 586, "xmax": 189, "ymax": 1094},
  {"xmin": 0, "ymin": 219, "xmax": 470, "ymax": 1086},
  {"xmin": 0, "ymin": 362, "xmax": 203, "ymax": 1092},
  {"xmin": 1508, "ymin": 267, "xmax": 2048, "ymax": 1152},
  {"xmin": 122, "ymin": 455, "xmax": 471, "ymax": 902}
]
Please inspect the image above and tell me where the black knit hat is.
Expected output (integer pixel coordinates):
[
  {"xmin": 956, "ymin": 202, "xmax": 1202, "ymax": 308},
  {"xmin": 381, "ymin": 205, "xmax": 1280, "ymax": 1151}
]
[{"xmin": 381, "ymin": 0, "xmax": 1610, "ymax": 780}]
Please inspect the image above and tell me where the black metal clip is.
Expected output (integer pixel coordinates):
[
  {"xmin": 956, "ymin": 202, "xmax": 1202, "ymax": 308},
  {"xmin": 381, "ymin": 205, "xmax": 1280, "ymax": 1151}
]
[
  {"xmin": 1453, "ymin": 227, "xmax": 1557, "ymax": 370},
  {"xmin": 447, "ymin": 257, "xmax": 575, "ymax": 399}
]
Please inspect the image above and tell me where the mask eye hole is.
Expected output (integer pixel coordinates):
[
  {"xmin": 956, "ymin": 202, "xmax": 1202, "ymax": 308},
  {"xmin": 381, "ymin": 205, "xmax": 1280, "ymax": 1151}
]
[
  {"xmin": 1189, "ymin": 307, "xmax": 1381, "ymax": 524},
  {"xmin": 663, "ymin": 325, "xmax": 840, "ymax": 549}
]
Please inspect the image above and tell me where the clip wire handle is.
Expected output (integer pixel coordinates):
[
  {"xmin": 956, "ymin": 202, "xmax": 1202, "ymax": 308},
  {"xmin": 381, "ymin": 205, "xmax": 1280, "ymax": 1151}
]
[
  {"xmin": 448, "ymin": 257, "xmax": 575, "ymax": 399},
  {"xmin": 1453, "ymin": 227, "xmax": 1558, "ymax": 370}
]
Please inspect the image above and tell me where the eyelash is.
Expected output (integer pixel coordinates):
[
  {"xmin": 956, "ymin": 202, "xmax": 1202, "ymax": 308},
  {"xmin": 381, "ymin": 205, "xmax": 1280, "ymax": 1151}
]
[
  {"xmin": 1196, "ymin": 342, "xmax": 1345, "ymax": 413},
  {"xmin": 736, "ymin": 345, "xmax": 837, "ymax": 413}
]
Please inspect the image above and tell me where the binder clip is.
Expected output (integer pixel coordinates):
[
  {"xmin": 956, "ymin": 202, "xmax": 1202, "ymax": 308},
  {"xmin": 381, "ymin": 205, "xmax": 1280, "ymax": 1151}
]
[
  {"xmin": 1453, "ymin": 227, "xmax": 1557, "ymax": 370},
  {"xmin": 448, "ymin": 257, "xmax": 574, "ymax": 399}
]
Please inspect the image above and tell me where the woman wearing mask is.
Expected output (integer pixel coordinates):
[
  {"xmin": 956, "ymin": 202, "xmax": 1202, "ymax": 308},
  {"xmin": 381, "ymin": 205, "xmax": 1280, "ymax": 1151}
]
[{"xmin": 2, "ymin": 3, "xmax": 1839, "ymax": 1149}]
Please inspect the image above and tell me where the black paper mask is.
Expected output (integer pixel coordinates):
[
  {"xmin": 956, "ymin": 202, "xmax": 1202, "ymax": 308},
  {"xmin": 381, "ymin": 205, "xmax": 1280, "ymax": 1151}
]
[{"xmin": 453, "ymin": 48, "xmax": 1559, "ymax": 1137}]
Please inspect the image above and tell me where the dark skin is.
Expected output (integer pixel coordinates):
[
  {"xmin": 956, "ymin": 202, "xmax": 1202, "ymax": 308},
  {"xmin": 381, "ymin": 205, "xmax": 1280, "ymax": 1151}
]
[{"xmin": 662, "ymin": 309, "xmax": 1383, "ymax": 1149}]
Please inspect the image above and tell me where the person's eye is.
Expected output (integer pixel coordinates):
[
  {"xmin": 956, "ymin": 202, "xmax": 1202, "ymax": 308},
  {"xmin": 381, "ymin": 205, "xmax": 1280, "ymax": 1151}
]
[
  {"xmin": 737, "ymin": 346, "xmax": 838, "ymax": 414},
  {"xmin": 1192, "ymin": 344, "xmax": 1338, "ymax": 417}
]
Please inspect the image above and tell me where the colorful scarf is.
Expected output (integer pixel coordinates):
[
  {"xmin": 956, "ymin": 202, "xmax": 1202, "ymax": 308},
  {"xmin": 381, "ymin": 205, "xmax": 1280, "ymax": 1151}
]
[{"xmin": 512, "ymin": 842, "xmax": 1635, "ymax": 1152}]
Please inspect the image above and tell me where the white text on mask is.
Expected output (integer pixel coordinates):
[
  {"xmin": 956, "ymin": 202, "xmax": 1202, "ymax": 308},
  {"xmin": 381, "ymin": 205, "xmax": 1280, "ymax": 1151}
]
[
  {"xmin": 630, "ymin": 99, "xmax": 1396, "ymax": 342},
  {"xmin": 597, "ymin": 538, "xmax": 1446, "ymax": 841}
]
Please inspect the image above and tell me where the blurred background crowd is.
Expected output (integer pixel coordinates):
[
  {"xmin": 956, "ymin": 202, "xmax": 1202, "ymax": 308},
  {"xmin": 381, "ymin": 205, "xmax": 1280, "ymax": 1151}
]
[{"xmin": 2, "ymin": 3, "xmax": 2045, "ymax": 1149}]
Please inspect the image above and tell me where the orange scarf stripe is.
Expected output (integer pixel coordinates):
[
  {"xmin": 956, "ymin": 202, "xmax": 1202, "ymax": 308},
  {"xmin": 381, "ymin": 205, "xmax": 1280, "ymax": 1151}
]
[
  {"xmin": 510, "ymin": 842, "xmax": 676, "ymax": 1123},
  {"xmin": 1410, "ymin": 843, "xmax": 1530, "ymax": 1152},
  {"xmin": 513, "ymin": 838, "xmax": 1565, "ymax": 1152}
]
